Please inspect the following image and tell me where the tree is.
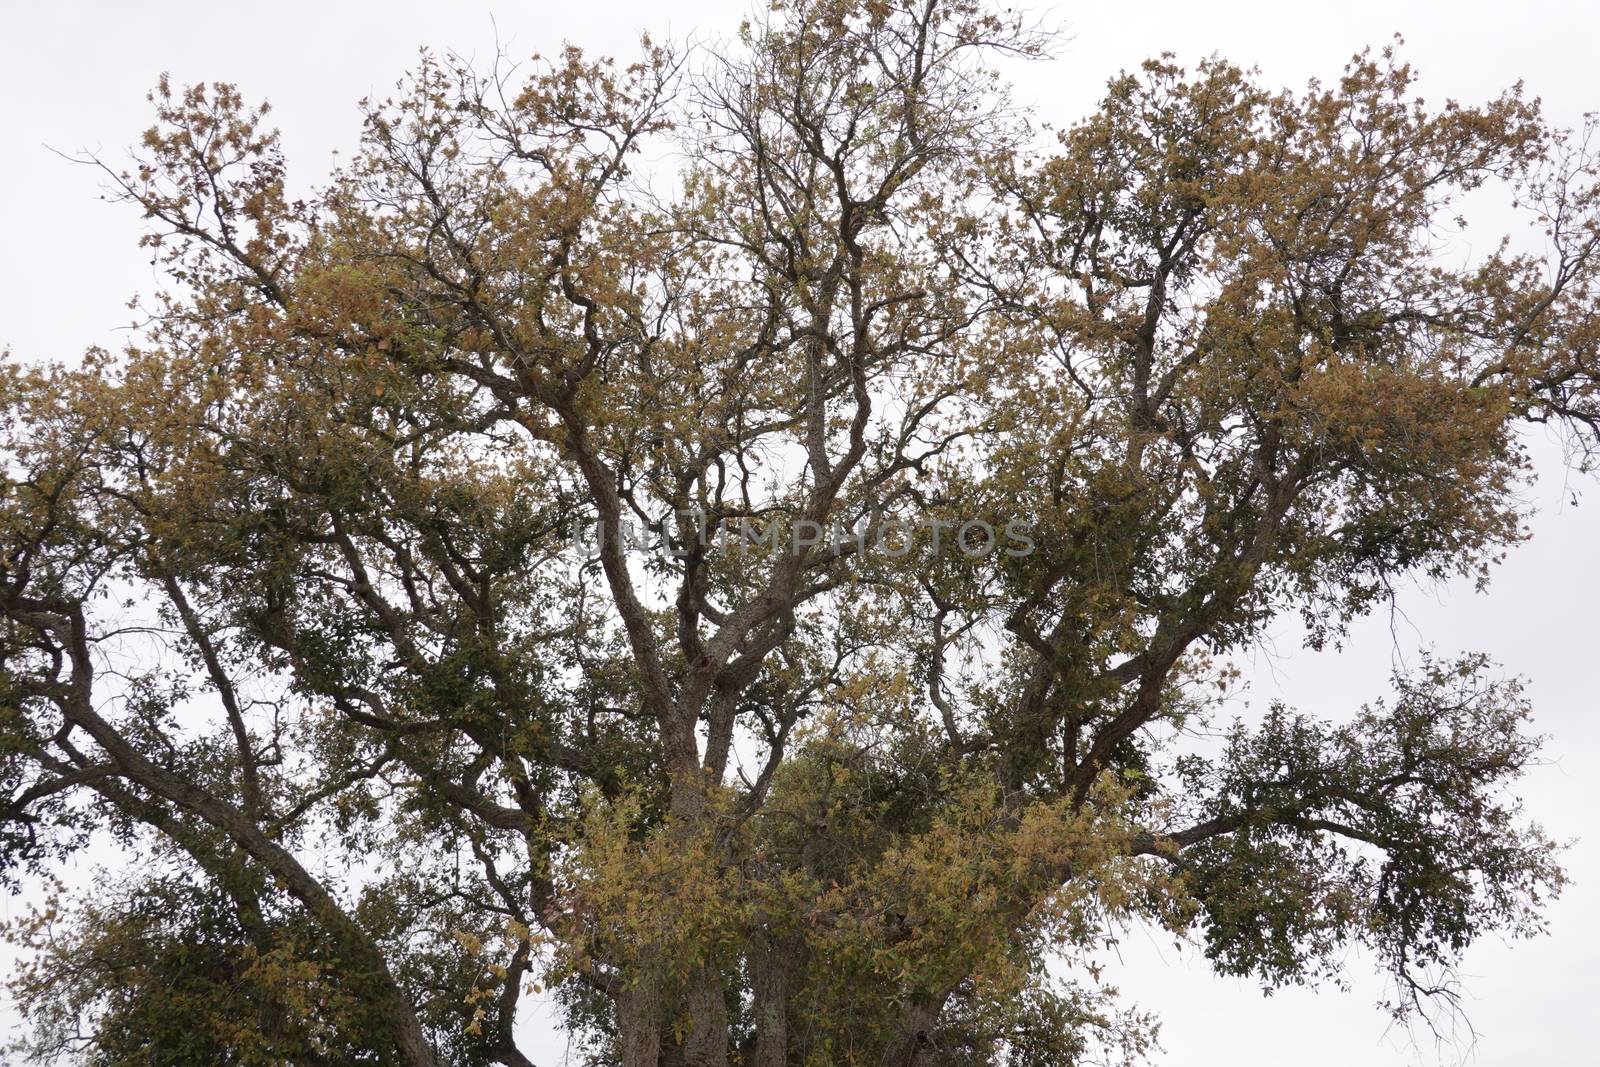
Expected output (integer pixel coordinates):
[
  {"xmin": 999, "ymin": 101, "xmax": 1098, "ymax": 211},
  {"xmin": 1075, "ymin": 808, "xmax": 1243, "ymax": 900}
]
[{"xmin": 2, "ymin": 1, "xmax": 1596, "ymax": 1063}]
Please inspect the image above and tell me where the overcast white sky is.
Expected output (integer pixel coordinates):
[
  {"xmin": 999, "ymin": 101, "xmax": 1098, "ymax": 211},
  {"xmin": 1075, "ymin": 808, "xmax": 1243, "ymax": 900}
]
[{"xmin": 1, "ymin": 2, "xmax": 1596, "ymax": 1064}]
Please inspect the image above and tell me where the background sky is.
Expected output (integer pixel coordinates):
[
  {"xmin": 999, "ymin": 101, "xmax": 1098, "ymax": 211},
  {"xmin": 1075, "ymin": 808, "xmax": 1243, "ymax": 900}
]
[{"xmin": 1, "ymin": 2, "xmax": 1595, "ymax": 1064}]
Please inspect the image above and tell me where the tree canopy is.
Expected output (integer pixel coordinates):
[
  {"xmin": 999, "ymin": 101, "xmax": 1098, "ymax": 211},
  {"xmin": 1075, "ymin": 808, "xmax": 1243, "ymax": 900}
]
[{"xmin": 2, "ymin": 1, "xmax": 1596, "ymax": 1064}]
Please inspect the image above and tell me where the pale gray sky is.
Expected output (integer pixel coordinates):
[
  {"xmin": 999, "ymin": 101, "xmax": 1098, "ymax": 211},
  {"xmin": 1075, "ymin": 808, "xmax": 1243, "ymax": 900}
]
[{"xmin": 1, "ymin": 2, "xmax": 1595, "ymax": 1064}]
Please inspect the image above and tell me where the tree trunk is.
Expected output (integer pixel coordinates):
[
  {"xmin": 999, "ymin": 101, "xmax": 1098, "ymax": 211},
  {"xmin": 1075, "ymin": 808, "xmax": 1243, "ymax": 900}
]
[
  {"xmin": 881, "ymin": 996, "xmax": 948, "ymax": 1067},
  {"xmin": 748, "ymin": 939, "xmax": 792, "ymax": 1067},
  {"xmin": 678, "ymin": 966, "xmax": 730, "ymax": 1067},
  {"xmin": 617, "ymin": 975, "xmax": 662, "ymax": 1067}
]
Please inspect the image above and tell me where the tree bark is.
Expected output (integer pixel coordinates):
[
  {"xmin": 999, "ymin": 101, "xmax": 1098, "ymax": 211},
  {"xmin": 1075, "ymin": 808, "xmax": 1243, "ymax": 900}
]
[
  {"xmin": 617, "ymin": 974, "xmax": 662, "ymax": 1067},
  {"xmin": 881, "ymin": 994, "xmax": 950, "ymax": 1067},
  {"xmin": 748, "ymin": 939, "xmax": 793, "ymax": 1067},
  {"xmin": 678, "ymin": 966, "xmax": 730, "ymax": 1067}
]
